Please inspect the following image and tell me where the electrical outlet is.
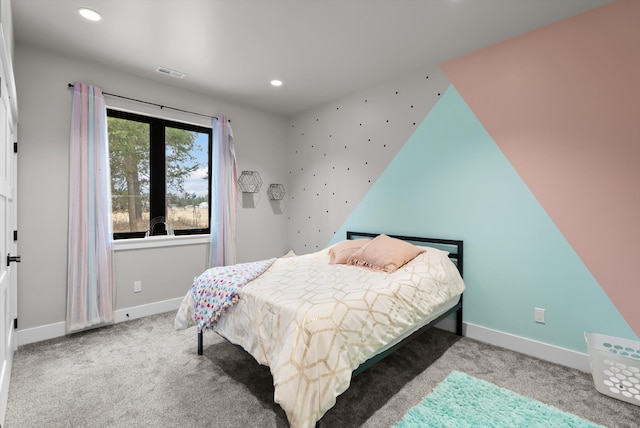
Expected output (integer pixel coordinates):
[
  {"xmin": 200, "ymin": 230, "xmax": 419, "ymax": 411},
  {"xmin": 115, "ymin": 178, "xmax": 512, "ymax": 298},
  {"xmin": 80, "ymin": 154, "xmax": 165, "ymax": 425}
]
[
  {"xmin": 134, "ymin": 280, "xmax": 142, "ymax": 293},
  {"xmin": 534, "ymin": 307, "xmax": 545, "ymax": 324}
]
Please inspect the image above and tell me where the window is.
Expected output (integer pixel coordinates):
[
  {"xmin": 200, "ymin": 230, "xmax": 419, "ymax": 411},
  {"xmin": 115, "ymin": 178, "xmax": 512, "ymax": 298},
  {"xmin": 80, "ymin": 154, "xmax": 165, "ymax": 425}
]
[{"xmin": 107, "ymin": 109, "xmax": 211, "ymax": 239}]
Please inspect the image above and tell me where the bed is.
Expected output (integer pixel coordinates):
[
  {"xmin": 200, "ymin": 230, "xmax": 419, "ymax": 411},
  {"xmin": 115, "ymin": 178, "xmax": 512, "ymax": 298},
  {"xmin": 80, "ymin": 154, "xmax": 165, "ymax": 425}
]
[{"xmin": 174, "ymin": 231, "xmax": 465, "ymax": 428}]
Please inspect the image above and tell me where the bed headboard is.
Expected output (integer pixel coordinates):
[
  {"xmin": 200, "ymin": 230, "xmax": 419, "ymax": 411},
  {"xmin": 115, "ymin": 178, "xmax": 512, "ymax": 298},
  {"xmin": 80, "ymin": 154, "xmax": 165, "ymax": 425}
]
[{"xmin": 346, "ymin": 231, "xmax": 464, "ymax": 277}]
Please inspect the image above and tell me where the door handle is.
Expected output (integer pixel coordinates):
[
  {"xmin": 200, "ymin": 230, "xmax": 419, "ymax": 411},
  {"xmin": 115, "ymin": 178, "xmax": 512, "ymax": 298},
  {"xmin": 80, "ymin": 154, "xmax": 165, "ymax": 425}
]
[{"xmin": 7, "ymin": 253, "xmax": 21, "ymax": 266}]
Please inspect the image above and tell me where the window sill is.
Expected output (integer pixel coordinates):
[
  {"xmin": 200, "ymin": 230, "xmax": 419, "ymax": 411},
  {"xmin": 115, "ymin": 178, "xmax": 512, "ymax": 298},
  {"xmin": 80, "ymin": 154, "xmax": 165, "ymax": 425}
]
[{"xmin": 113, "ymin": 234, "xmax": 210, "ymax": 251}]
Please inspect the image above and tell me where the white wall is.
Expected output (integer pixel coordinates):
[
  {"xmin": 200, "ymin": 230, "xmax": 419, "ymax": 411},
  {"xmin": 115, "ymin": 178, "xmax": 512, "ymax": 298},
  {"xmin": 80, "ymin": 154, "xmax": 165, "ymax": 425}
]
[{"xmin": 14, "ymin": 44, "xmax": 290, "ymax": 332}]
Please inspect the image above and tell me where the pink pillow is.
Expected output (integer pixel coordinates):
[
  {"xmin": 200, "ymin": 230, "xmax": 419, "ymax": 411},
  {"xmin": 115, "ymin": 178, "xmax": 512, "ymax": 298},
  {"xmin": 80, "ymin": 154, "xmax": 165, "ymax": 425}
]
[
  {"xmin": 329, "ymin": 239, "xmax": 370, "ymax": 264},
  {"xmin": 347, "ymin": 234, "xmax": 425, "ymax": 272}
]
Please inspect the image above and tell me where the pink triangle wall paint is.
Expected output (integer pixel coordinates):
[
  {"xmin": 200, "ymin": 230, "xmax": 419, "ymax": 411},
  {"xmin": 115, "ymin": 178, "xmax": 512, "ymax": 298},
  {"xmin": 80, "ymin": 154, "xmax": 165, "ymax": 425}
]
[{"xmin": 441, "ymin": 0, "xmax": 640, "ymax": 336}]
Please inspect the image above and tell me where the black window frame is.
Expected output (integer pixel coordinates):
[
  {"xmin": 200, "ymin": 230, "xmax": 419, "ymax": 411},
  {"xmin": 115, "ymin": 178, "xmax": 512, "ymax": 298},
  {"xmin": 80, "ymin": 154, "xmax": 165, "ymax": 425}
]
[{"xmin": 107, "ymin": 109, "xmax": 212, "ymax": 240}]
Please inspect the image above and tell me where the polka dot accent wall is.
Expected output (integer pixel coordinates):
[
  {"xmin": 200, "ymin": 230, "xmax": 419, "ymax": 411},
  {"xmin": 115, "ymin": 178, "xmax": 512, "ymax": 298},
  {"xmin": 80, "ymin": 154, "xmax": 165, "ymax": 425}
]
[{"xmin": 286, "ymin": 68, "xmax": 449, "ymax": 254}]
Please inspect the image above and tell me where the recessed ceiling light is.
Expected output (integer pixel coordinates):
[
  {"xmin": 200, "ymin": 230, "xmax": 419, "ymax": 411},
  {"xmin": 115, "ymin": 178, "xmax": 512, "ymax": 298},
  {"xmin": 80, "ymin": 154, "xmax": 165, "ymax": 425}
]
[
  {"xmin": 78, "ymin": 8, "xmax": 102, "ymax": 22},
  {"xmin": 270, "ymin": 79, "xmax": 283, "ymax": 87}
]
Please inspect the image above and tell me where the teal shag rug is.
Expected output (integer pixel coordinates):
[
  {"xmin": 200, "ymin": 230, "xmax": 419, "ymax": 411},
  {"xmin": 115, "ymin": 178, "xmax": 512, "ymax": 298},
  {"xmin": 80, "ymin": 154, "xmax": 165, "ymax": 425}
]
[{"xmin": 394, "ymin": 371, "xmax": 604, "ymax": 428}]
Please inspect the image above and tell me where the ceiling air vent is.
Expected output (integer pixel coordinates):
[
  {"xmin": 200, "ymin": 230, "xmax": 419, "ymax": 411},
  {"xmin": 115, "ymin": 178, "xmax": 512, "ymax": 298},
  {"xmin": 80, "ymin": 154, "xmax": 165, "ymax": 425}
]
[{"xmin": 156, "ymin": 66, "xmax": 186, "ymax": 79}]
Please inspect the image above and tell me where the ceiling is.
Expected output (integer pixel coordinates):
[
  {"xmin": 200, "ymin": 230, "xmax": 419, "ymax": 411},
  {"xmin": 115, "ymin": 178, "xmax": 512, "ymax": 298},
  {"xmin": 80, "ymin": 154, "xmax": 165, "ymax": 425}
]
[{"xmin": 12, "ymin": 0, "xmax": 611, "ymax": 117}]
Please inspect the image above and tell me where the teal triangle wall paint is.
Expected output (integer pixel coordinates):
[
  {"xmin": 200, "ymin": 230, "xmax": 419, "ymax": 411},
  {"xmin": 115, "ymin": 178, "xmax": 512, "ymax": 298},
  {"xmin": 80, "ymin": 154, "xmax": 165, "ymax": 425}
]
[{"xmin": 332, "ymin": 86, "xmax": 638, "ymax": 352}]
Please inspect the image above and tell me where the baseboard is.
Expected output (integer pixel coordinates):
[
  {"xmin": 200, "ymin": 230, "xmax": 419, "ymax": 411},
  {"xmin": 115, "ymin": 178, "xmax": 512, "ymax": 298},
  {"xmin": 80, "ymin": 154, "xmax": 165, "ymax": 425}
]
[
  {"xmin": 436, "ymin": 318, "xmax": 590, "ymax": 372},
  {"xmin": 17, "ymin": 321, "xmax": 66, "ymax": 347},
  {"xmin": 18, "ymin": 300, "xmax": 590, "ymax": 373},
  {"xmin": 17, "ymin": 297, "xmax": 183, "ymax": 347},
  {"xmin": 113, "ymin": 297, "xmax": 183, "ymax": 323}
]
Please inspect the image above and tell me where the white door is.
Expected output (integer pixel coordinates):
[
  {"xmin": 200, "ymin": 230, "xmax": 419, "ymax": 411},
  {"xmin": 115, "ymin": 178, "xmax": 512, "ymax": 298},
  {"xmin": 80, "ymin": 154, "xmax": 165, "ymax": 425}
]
[{"xmin": 0, "ymin": 70, "xmax": 18, "ymax": 424}]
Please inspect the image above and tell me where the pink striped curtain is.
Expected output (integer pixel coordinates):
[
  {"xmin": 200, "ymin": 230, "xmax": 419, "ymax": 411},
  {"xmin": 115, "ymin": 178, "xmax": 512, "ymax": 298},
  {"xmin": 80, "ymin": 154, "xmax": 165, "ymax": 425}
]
[
  {"xmin": 67, "ymin": 82, "xmax": 114, "ymax": 333},
  {"xmin": 210, "ymin": 116, "xmax": 237, "ymax": 267}
]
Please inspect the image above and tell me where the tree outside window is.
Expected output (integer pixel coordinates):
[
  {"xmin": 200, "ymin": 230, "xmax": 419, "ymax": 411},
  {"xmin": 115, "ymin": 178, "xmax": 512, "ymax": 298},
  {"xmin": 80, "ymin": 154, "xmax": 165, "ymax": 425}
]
[{"xmin": 107, "ymin": 110, "xmax": 211, "ymax": 238}]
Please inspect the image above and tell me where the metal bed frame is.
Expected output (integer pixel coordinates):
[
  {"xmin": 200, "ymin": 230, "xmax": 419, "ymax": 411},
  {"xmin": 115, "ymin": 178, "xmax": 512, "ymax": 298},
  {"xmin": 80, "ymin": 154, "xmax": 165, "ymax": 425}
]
[
  {"xmin": 194, "ymin": 231, "xmax": 464, "ymax": 426},
  {"xmin": 197, "ymin": 230, "xmax": 464, "ymax": 358}
]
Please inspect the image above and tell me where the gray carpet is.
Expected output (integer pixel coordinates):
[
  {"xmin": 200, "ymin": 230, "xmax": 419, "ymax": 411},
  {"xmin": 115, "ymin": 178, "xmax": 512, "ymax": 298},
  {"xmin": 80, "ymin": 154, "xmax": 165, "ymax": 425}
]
[{"xmin": 5, "ymin": 311, "xmax": 640, "ymax": 427}]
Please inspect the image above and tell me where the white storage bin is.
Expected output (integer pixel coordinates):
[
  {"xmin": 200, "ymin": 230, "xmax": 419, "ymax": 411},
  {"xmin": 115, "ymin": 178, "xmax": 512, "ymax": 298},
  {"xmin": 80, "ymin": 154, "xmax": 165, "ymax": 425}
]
[{"xmin": 585, "ymin": 332, "xmax": 640, "ymax": 406}]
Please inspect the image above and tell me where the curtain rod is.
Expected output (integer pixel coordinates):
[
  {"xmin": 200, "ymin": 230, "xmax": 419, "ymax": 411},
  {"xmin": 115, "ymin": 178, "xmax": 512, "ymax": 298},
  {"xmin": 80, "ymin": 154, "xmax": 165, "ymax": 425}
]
[{"xmin": 66, "ymin": 83, "xmax": 228, "ymax": 121}]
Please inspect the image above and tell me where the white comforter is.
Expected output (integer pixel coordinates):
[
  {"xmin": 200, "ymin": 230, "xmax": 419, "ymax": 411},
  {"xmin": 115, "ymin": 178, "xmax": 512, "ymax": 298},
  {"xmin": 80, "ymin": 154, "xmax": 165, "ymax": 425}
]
[{"xmin": 175, "ymin": 245, "xmax": 465, "ymax": 428}]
